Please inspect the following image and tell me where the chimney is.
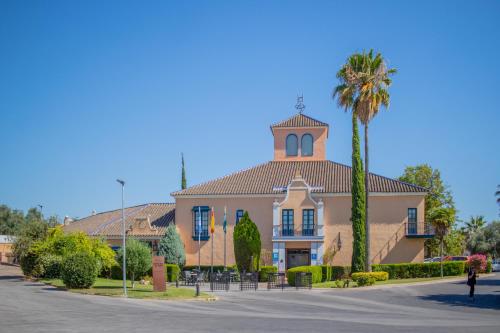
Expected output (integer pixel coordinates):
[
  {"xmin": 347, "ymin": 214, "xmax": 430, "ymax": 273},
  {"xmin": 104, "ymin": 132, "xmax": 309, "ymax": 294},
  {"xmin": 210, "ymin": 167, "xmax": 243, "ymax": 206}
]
[{"xmin": 63, "ymin": 216, "xmax": 73, "ymax": 226}]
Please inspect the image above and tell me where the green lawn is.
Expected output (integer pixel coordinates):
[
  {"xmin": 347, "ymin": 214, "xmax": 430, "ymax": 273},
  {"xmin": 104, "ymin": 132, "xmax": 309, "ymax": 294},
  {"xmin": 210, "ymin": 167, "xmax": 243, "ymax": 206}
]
[
  {"xmin": 313, "ymin": 274, "xmax": 466, "ymax": 288},
  {"xmin": 41, "ymin": 278, "xmax": 212, "ymax": 300}
]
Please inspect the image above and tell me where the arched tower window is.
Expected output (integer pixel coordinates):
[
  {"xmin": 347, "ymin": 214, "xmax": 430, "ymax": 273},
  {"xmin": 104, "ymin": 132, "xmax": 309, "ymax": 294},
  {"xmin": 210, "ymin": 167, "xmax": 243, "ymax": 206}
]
[
  {"xmin": 286, "ymin": 134, "xmax": 298, "ymax": 156},
  {"xmin": 301, "ymin": 134, "xmax": 313, "ymax": 156}
]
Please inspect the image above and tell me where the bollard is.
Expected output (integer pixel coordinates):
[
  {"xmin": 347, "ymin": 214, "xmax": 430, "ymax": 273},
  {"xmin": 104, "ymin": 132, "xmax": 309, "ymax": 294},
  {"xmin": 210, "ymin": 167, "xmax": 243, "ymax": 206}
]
[{"xmin": 196, "ymin": 281, "xmax": 200, "ymax": 297}]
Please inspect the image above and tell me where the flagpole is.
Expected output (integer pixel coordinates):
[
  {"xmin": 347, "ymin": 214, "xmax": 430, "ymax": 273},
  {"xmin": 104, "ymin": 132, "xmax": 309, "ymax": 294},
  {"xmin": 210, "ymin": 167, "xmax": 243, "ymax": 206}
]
[
  {"xmin": 223, "ymin": 206, "xmax": 227, "ymax": 270},
  {"xmin": 210, "ymin": 207, "xmax": 214, "ymax": 276},
  {"xmin": 198, "ymin": 206, "xmax": 201, "ymax": 271}
]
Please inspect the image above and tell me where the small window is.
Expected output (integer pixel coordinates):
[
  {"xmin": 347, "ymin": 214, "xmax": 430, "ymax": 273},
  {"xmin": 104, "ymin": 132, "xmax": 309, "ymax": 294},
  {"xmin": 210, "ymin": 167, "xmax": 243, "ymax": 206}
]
[
  {"xmin": 235, "ymin": 209, "xmax": 244, "ymax": 224},
  {"xmin": 301, "ymin": 134, "xmax": 313, "ymax": 156},
  {"xmin": 286, "ymin": 134, "xmax": 298, "ymax": 156},
  {"xmin": 192, "ymin": 206, "xmax": 210, "ymax": 240},
  {"xmin": 282, "ymin": 209, "xmax": 294, "ymax": 236}
]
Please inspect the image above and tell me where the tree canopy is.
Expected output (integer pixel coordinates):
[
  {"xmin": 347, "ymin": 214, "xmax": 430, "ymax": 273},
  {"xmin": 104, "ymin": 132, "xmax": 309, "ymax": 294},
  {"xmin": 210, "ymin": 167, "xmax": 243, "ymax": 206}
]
[
  {"xmin": 117, "ymin": 238, "xmax": 152, "ymax": 287},
  {"xmin": 159, "ymin": 225, "xmax": 185, "ymax": 266}
]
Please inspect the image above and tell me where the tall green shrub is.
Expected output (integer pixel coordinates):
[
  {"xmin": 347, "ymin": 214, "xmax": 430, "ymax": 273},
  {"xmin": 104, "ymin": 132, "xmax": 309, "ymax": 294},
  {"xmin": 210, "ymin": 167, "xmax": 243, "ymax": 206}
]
[
  {"xmin": 159, "ymin": 225, "xmax": 186, "ymax": 266},
  {"xmin": 61, "ymin": 252, "xmax": 98, "ymax": 289},
  {"xmin": 350, "ymin": 114, "xmax": 366, "ymax": 273},
  {"xmin": 117, "ymin": 238, "xmax": 152, "ymax": 288},
  {"xmin": 233, "ymin": 212, "xmax": 261, "ymax": 272}
]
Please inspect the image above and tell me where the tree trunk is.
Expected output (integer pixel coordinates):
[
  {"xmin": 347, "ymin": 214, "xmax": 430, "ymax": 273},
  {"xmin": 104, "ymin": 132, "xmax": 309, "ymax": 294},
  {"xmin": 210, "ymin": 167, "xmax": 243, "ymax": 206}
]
[
  {"xmin": 132, "ymin": 273, "xmax": 135, "ymax": 289},
  {"xmin": 364, "ymin": 124, "xmax": 371, "ymax": 272},
  {"xmin": 440, "ymin": 239, "xmax": 444, "ymax": 278}
]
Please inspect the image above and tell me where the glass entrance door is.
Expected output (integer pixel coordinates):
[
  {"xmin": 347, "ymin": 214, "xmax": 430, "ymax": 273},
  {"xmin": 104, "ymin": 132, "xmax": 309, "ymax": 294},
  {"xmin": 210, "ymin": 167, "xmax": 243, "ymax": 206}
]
[{"xmin": 286, "ymin": 249, "xmax": 310, "ymax": 269}]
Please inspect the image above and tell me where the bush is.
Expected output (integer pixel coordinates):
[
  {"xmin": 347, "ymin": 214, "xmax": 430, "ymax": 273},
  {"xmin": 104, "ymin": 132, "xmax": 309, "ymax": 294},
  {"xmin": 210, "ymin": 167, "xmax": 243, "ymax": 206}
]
[
  {"xmin": 486, "ymin": 259, "xmax": 492, "ymax": 273},
  {"xmin": 320, "ymin": 265, "xmax": 332, "ymax": 282},
  {"xmin": 351, "ymin": 271, "xmax": 388, "ymax": 282},
  {"xmin": 165, "ymin": 264, "xmax": 180, "ymax": 282},
  {"xmin": 334, "ymin": 280, "xmax": 344, "ymax": 288},
  {"xmin": 467, "ymin": 254, "xmax": 487, "ymax": 272},
  {"xmin": 286, "ymin": 266, "xmax": 322, "ymax": 286},
  {"xmin": 354, "ymin": 275, "xmax": 375, "ymax": 287},
  {"xmin": 159, "ymin": 225, "xmax": 186, "ymax": 266},
  {"xmin": 233, "ymin": 212, "xmax": 261, "ymax": 272},
  {"xmin": 259, "ymin": 266, "xmax": 277, "ymax": 282},
  {"xmin": 332, "ymin": 266, "xmax": 351, "ymax": 280},
  {"xmin": 38, "ymin": 254, "xmax": 62, "ymax": 279},
  {"xmin": 372, "ymin": 261, "xmax": 466, "ymax": 279},
  {"xmin": 19, "ymin": 248, "xmax": 42, "ymax": 278},
  {"xmin": 61, "ymin": 252, "xmax": 98, "ymax": 288}
]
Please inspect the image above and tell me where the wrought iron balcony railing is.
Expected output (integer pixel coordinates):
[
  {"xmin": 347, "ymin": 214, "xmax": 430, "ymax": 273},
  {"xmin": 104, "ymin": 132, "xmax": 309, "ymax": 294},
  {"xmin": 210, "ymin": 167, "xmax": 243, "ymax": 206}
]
[
  {"xmin": 405, "ymin": 222, "xmax": 434, "ymax": 238},
  {"xmin": 273, "ymin": 226, "xmax": 320, "ymax": 237}
]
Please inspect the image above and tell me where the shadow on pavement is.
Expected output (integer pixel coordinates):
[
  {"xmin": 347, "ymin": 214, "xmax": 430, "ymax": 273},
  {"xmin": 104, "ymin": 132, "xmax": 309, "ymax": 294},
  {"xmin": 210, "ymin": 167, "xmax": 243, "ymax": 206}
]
[
  {"xmin": 419, "ymin": 293, "xmax": 500, "ymax": 310},
  {"xmin": 452, "ymin": 278, "xmax": 500, "ymax": 287},
  {"xmin": 0, "ymin": 275, "xmax": 24, "ymax": 281}
]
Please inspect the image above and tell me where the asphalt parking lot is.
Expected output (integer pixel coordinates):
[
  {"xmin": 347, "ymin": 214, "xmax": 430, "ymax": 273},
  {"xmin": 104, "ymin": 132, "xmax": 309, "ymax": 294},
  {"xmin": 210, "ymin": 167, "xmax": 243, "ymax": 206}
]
[{"xmin": 0, "ymin": 264, "xmax": 498, "ymax": 333}]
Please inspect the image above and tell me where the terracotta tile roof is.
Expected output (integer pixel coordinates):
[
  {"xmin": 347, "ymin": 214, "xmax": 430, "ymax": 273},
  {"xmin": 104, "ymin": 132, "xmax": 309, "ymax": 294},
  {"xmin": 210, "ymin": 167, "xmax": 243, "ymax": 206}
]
[
  {"xmin": 63, "ymin": 203, "xmax": 175, "ymax": 238},
  {"xmin": 171, "ymin": 161, "xmax": 427, "ymax": 196},
  {"xmin": 271, "ymin": 113, "xmax": 329, "ymax": 129}
]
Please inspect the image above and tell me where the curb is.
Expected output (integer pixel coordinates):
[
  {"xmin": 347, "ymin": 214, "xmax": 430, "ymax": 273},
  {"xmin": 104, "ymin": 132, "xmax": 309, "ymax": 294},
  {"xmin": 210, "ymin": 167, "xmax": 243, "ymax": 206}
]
[{"xmin": 313, "ymin": 273, "xmax": 496, "ymax": 291}]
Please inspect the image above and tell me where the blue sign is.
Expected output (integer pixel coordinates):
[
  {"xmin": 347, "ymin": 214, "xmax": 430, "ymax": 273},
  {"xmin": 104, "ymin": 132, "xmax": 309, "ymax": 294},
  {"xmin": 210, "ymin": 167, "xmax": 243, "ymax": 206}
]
[
  {"xmin": 311, "ymin": 253, "xmax": 317, "ymax": 260},
  {"xmin": 272, "ymin": 253, "xmax": 279, "ymax": 261}
]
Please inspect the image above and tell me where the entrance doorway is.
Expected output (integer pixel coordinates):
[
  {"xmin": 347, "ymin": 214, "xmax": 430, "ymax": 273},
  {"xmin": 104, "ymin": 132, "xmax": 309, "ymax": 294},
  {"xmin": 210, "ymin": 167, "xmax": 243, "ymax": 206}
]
[{"xmin": 286, "ymin": 249, "xmax": 310, "ymax": 269}]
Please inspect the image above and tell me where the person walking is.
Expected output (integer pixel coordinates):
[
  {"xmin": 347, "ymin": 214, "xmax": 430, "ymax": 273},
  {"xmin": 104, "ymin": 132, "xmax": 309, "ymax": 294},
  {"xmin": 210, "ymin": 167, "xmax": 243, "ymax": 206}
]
[{"xmin": 467, "ymin": 266, "xmax": 477, "ymax": 302}]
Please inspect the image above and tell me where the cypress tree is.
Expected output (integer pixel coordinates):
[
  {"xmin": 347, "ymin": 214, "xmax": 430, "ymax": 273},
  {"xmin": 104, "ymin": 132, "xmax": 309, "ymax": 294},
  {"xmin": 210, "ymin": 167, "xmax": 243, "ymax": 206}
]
[
  {"xmin": 181, "ymin": 153, "xmax": 187, "ymax": 190},
  {"xmin": 233, "ymin": 211, "xmax": 261, "ymax": 272},
  {"xmin": 351, "ymin": 114, "xmax": 366, "ymax": 273}
]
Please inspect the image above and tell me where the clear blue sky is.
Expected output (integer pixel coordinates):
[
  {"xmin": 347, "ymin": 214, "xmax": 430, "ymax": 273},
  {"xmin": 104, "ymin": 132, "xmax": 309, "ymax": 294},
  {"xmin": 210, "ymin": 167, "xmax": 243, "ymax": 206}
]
[{"xmin": 1, "ymin": 1, "xmax": 499, "ymax": 223}]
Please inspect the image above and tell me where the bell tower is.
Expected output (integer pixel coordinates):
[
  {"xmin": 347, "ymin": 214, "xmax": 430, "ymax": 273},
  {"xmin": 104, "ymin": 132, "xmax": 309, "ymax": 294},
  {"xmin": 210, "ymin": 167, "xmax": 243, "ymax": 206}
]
[{"xmin": 270, "ymin": 97, "xmax": 329, "ymax": 161}]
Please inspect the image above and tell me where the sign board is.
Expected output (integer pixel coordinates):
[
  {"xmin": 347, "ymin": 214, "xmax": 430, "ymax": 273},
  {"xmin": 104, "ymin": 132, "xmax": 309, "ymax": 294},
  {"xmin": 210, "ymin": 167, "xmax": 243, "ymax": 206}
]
[
  {"xmin": 311, "ymin": 254, "xmax": 317, "ymax": 260},
  {"xmin": 152, "ymin": 256, "xmax": 166, "ymax": 292},
  {"xmin": 272, "ymin": 252, "xmax": 279, "ymax": 261}
]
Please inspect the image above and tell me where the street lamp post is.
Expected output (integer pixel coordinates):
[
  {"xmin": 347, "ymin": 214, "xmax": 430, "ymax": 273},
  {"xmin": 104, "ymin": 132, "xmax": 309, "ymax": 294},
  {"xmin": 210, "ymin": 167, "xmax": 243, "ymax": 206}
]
[{"xmin": 116, "ymin": 179, "xmax": 127, "ymax": 297}]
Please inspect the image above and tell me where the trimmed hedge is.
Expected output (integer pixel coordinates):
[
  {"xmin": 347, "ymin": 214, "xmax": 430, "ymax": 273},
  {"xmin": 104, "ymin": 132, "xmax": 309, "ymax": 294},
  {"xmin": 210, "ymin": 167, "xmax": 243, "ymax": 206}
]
[
  {"xmin": 259, "ymin": 266, "xmax": 277, "ymax": 282},
  {"xmin": 354, "ymin": 274, "xmax": 375, "ymax": 287},
  {"xmin": 351, "ymin": 271, "xmax": 388, "ymax": 282},
  {"xmin": 182, "ymin": 265, "xmax": 227, "ymax": 273},
  {"xmin": 320, "ymin": 265, "xmax": 332, "ymax": 282},
  {"xmin": 61, "ymin": 252, "xmax": 98, "ymax": 289},
  {"xmin": 332, "ymin": 266, "xmax": 351, "ymax": 280},
  {"xmin": 286, "ymin": 266, "xmax": 322, "ymax": 286},
  {"xmin": 165, "ymin": 264, "xmax": 180, "ymax": 282},
  {"xmin": 372, "ymin": 261, "xmax": 466, "ymax": 279}
]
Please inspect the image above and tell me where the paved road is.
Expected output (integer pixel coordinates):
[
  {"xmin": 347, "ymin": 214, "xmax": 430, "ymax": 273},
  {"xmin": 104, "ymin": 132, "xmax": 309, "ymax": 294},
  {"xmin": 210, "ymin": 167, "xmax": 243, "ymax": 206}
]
[{"xmin": 0, "ymin": 264, "xmax": 499, "ymax": 333}]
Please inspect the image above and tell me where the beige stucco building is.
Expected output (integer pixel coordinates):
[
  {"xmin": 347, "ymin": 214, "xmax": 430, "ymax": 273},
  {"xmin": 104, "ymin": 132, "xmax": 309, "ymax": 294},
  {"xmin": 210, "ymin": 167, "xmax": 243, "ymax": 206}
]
[
  {"xmin": 66, "ymin": 112, "xmax": 432, "ymax": 269},
  {"xmin": 171, "ymin": 113, "xmax": 431, "ymax": 269}
]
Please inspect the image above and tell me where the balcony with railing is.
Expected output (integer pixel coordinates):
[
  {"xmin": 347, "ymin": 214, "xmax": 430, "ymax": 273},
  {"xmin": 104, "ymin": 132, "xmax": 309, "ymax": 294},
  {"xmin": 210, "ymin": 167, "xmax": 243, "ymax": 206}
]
[
  {"xmin": 272, "ymin": 225, "xmax": 324, "ymax": 241},
  {"xmin": 404, "ymin": 221, "xmax": 435, "ymax": 238}
]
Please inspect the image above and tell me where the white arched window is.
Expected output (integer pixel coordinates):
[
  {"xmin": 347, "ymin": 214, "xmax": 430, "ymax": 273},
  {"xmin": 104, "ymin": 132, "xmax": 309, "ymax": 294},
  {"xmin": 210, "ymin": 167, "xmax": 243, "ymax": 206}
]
[
  {"xmin": 301, "ymin": 134, "xmax": 313, "ymax": 156},
  {"xmin": 286, "ymin": 134, "xmax": 298, "ymax": 156}
]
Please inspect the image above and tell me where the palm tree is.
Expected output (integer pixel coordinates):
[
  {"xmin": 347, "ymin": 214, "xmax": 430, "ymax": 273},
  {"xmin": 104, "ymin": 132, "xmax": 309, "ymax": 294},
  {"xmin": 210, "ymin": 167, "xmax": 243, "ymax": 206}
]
[
  {"xmin": 496, "ymin": 185, "xmax": 500, "ymax": 206},
  {"xmin": 334, "ymin": 50, "xmax": 396, "ymax": 272},
  {"xmin": 429, "ymin": 207, "xmax": 455, "ymax": 277},
  {"xmin": 464, "ymin": 215, "xmax": 486, "ymax": 234}
]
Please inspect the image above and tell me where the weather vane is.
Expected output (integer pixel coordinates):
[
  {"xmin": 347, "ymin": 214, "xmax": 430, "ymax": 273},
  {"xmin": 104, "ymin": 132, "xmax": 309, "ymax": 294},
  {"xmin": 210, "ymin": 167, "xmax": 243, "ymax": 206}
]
[{"xmin": 295, "ymin": 95, "xmax": 305, "ymax": 114}]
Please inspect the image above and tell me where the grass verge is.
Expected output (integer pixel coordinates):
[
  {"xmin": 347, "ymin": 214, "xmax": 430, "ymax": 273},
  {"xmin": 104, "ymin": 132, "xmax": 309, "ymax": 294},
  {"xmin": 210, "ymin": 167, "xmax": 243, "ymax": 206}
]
[
  {"xmin": 41, "ymin": 278, "xmax": 211, "ymax": 300},
  {"xmin": 313, "ymin": 274, "xmax": 466, "ymax": 288}
]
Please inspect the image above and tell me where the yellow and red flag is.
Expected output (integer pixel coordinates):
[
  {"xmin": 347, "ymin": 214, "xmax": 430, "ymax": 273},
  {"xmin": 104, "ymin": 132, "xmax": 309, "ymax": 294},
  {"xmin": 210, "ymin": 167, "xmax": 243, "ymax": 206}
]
[{"xmin": 210, "ymin": 207, "xmax": 215, "ymax": 234}]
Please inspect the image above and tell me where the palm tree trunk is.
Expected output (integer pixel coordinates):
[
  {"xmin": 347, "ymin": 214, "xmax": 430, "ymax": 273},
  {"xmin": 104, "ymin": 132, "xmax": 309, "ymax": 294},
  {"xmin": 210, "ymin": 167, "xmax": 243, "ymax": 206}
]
[
  {"xmin": 365, "ymin": 124, "xmax": 371, "ymax": 272},
  {"xmin": 440, "ymin": 239, "xmax": 444, "ymax": 278}
]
